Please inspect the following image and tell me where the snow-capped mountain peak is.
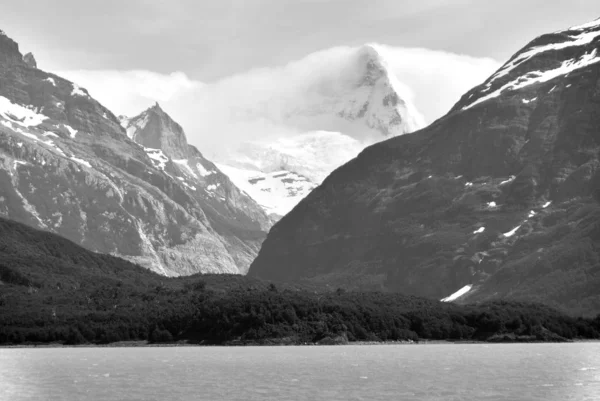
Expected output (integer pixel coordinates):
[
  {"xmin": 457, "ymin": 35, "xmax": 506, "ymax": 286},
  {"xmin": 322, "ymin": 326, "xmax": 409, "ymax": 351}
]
[
  {"xmin": 216, "ymin": 45, "xmax": 426, "ymax": 220},
  {"xmin": 285, "ymin": 44, "xmax": 426, "ymax": 138}
]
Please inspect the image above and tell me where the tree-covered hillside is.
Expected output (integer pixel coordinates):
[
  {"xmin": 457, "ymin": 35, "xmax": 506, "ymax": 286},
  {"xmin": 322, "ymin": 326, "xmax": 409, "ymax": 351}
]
[{"xmin": 1, "ymin": 217, "xmax": 599, "ymax": 345}]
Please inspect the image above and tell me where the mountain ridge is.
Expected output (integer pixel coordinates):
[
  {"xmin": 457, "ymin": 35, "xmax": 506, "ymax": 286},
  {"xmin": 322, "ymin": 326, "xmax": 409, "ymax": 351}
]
[{"xmin": 0, "ymin": 28, "xmax": 270, "ymax": 276}]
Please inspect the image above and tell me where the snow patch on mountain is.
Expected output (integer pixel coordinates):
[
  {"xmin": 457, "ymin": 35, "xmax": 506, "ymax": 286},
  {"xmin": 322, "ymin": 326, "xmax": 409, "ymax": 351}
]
[
  {"xmin": 63, "ymin": 124, "xmax": 78, "ymax": 138},
  {"xmin": 173, "ymin": 159, "xmax": 198, "ymax": 179},
  {"xmin": 562, "ymin": 18, "xmax": 600, "ymax": 33},
  {"xmin": 120, "ymin": 113, "xmax": 150, "ymax": 139},
  {"xmin": 197, "ymin": 163, "xmax": 216, "ymax": 177},
  {"xmin": 69, "ymin": 156, "xmax": 92, "ymax": 168},
  {"xmin": 464, "ymin": 49, "xmax": 600, "ymax": 110},
  {"xmin": 0, "ymin": 96, "xmax": 47, "ymax": 127},
  {"xmin": 144, "ymin": 147, "xmax": 168, "ymax": 170},
  {"xmin": 503, "ymin": 225, "xmax": 522, "ymax": 238},
  {"xmin": 217, "ymin": 163, "xmax": 316, "ymax": 218},
  {"xmin": 441, "ymin": 285, "xmax": 473, "ymax": 302},
  {"xmin": 71, "ymin": 84, "xmax": 89, "ymax": 98},
  {"xmin": 462, "ymin": 22, "xmax": 600, "ymax": 110}
]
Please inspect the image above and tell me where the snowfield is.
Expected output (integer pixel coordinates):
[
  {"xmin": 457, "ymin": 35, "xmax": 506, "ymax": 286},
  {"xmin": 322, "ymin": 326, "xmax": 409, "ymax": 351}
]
[
  {"xmin": 217, "ymin": 163, "xmax": 316, "ymax": 218},
  {"xmin": 441, "ymin": 285, "xmax": 473, "ymax": 302}
]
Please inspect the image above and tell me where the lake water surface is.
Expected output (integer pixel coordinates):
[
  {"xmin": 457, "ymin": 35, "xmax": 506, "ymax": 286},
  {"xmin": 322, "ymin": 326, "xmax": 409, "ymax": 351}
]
[{"xmin": 1, "ymin": 343, "xmax": 599, "ymax": 400}]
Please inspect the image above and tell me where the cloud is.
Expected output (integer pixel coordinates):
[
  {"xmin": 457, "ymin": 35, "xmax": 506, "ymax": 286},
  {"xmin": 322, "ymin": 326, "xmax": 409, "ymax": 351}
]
[
  {"xmin": 57, "ymin": 45, "xmax": 500, "ymax": 156},
  {"xmin": 375, "ymin": 45, "xmax": 500, "ymax": 122},
  {"xmin": 56, "ymin": 69, "xmax": 204, "ymax": 117}
]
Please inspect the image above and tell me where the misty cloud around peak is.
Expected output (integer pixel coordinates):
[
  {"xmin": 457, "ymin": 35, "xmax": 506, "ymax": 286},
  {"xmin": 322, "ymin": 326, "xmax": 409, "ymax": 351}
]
[{"xmin": 58, "ymin": 44, "xmax": 500, "ymax": 156}]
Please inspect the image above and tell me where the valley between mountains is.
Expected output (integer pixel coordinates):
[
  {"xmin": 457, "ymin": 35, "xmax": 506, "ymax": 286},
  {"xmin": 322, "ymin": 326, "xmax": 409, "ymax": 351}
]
[{"xmin": 2, "ymin": 17, "xmax": 600, "ymax": 346}]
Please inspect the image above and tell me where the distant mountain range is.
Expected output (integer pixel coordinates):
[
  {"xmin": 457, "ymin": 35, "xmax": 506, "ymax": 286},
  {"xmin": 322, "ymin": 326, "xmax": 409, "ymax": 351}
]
[
  {"xmin": 249, "ymin": 18, "xmax": 600, "ymax": 314},
  {"xmin": 0, "ymin": 29, "xmax": 270, "ymax": 276}
]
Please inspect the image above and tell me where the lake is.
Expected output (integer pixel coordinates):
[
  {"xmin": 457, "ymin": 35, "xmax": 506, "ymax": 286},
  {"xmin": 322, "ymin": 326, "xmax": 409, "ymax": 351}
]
[{"xmin": 1, "ymin": 343, "xmax": 599, "ymax": 400}]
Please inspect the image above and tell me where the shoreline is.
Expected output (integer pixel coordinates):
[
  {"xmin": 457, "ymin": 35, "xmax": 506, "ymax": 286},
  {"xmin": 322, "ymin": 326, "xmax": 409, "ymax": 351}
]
[{"xmin": 2, "ymin": 339, "xmax": 598, "ymax": 349}]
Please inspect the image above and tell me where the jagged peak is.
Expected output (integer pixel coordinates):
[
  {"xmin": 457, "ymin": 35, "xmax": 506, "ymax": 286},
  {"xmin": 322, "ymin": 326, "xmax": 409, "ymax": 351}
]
[
  {"xmin": 125, "ymin": 103, "xmax": 190, "ymax": 159},
  {"xmin": 353, "ymin": 44, "xmax": 391, "ymax": 86},
  {"xmin": 356, "ymin": 44, "xmax": 386, "ymax": 66},
  {"xmin": 325, "ymin": 43, "xmax": 426, "ymax": 135},
  {"xmin": 150, "ymin": 101, "xmax": 163, "ymax": 112},
  {"xmin": 23, "ymin": 52, "xmax": 37, "ymax": 69}
]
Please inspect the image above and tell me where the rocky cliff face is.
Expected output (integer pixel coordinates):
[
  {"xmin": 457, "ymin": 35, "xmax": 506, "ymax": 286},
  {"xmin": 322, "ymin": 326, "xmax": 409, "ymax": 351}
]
[
  {"xmin": 0, "ymin": 29, "xmax": 270, "ymax": 276},
  {"xmin": 22, "ymin": 52, "xmax": 37, "ymax": 69},
  {"xmin": 249, "ymin": 19, "xmax": 600, "ymax": 314}
]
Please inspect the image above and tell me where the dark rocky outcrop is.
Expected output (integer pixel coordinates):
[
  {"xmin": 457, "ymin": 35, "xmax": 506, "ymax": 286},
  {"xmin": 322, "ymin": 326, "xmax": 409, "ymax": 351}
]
[{"xmin": 22, "ymin": 52, "xmax": 36, "ymax": 69}]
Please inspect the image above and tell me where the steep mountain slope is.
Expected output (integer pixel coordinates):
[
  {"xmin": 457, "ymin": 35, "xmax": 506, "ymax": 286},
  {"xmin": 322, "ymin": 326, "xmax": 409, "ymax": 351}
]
[
  {"xmin": 218, "ymin": 45, "xmax": 425, "ymax": 219},
  {"xmin": 249, "ymin": 19, "xmax": 600, "ymax": 314},
  {"xmin": 0, "ymin": 29, "xmax": 269, "ymax": 276}
]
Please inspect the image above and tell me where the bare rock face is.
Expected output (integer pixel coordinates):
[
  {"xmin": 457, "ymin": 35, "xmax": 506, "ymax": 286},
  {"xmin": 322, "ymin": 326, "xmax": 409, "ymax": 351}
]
[
  {"xmin": 0, "ymin": 29, "xmax": 270, "ymax": 276},
  {"xmin": 23, "ymin": 52, "xmax": 36, "ymax": 69},
  {"xmin": 249, "ymin": 19, "xmax": 600, "ymax": 314}
]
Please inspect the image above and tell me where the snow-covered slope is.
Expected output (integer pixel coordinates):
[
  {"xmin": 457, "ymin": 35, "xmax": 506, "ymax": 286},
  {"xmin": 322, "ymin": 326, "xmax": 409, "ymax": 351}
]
[
  {"xmin": 216, "ymin": 164, "xmax": 316, "ymax": 219},
  {"xmin": 218, "ymin": 131, "xmax": 363, "ymax": 219},
  {"xmin": 224, "ymin": 131, "xmax": 364, "ymax": 182},
  {"xmin": 455, "ymin": 18, "xmax": 600, "ymax": 112}
]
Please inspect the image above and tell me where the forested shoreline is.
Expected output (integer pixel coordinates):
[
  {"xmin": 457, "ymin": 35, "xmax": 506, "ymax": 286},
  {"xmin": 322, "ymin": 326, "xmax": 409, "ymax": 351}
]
[{"xmin": 2, "ymin": 217, "xmax": 600, "ymax": 346}]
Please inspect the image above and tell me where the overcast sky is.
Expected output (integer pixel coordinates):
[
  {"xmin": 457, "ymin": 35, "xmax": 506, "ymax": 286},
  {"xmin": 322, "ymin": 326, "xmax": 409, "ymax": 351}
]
[
  {"xmin": 3, "ymin": 1, "xmax": 599, "ymax": 153},
  {"xmin": 5, "ymin": 0, "xmax": 599, "ymax": 81}
]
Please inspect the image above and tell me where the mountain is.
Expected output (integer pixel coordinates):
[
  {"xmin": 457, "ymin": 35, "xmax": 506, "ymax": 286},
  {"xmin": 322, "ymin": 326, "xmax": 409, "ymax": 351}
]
[
  {"xmin": 217, "ymin": 44, "xmax": 425, "ymax": 219},
  {"xmin": 0, "ymin": 28, "xmax": 270, "ymax": 276},
  {"xmin": 249, "ymin": 19, "xmax": 600, "ymax": 314}
]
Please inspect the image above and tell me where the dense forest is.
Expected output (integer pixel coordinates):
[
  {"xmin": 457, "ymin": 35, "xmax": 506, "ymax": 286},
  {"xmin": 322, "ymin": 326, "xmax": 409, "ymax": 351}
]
[{"xmin": 1, "ymin": 217, "xmax": 600, "ymax": 345}]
